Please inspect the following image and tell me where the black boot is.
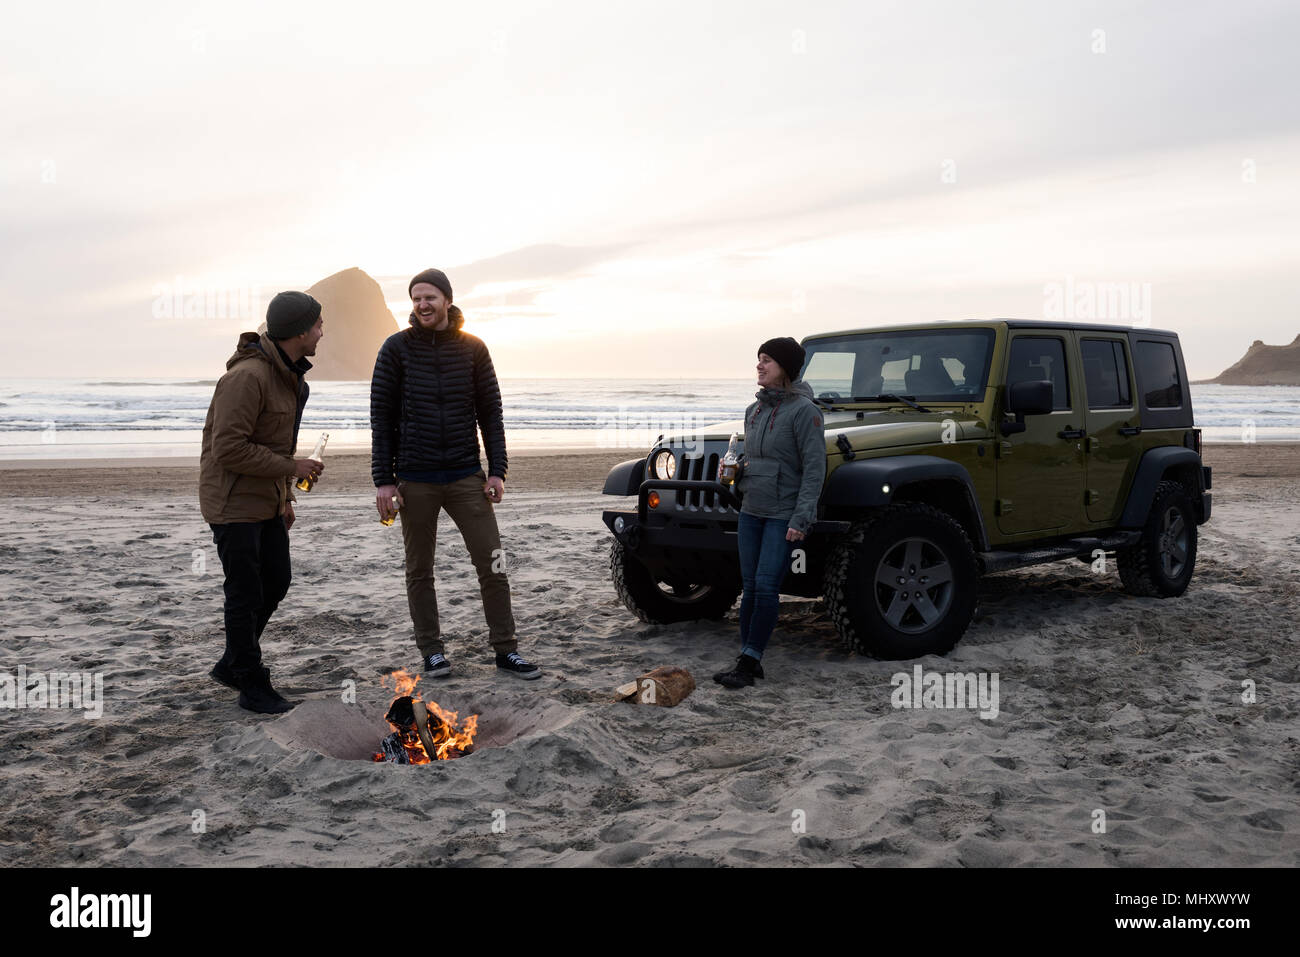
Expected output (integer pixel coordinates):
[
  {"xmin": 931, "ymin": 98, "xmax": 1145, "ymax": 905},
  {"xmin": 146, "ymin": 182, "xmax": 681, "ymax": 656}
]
[
  {"xmin": 715, "ymin": 654, "xmax": 762, "ymax": 689},
  {"xmin": 237, "ymin": 667, "xmax": 295, "ymax": 714},
  {"xmin": 713, "ymin": 655, "xmax": 764, "ymax": 683},
  {"xmin": 210, "ymin": 659, "xmax": 239, "ymax": 690}
]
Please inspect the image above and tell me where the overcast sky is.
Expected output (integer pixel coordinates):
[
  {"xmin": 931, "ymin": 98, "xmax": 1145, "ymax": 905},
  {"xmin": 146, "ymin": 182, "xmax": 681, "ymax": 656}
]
[{"xmin": 3, "ymin": 0, "xmax": 1297, "ymax": 380}]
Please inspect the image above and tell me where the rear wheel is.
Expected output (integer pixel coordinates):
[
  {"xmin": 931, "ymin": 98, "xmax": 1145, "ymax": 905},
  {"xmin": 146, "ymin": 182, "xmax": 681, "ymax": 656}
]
[
  {"xmin": 609, "ymin": 540, "xmax": 740, "ymax": 624},
  {"xmin": 1116, "ymin": 479, "xmax": 1197, "ymax": 597},
  {"xmin": 823, "ymin": 504, "xmax": 980, "ymax": 659}
]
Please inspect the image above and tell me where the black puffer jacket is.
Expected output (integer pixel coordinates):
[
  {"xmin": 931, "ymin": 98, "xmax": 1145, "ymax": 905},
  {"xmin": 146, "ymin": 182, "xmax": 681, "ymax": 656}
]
[{"xmin": 370, "ymin": 313, "xmax": 507, "ymax": 486}]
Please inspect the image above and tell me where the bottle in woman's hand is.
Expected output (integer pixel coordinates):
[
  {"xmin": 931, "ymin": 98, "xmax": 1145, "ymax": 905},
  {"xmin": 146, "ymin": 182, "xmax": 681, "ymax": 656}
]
[{"xmin": 719, "ymin": 432, "xmax": 741, "ymax": 485}]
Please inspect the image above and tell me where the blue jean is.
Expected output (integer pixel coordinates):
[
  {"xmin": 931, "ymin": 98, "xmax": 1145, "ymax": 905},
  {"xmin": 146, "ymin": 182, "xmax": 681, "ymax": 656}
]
[{"xmin": 737, "ymin": 512, "xmax": 795, "ymax": 661}]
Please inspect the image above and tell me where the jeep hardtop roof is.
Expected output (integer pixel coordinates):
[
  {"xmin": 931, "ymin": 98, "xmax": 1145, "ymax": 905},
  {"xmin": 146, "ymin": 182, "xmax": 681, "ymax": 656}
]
[{"xmin": 803, "ymin": 319, "xmax": 1181, "ymax": 340}]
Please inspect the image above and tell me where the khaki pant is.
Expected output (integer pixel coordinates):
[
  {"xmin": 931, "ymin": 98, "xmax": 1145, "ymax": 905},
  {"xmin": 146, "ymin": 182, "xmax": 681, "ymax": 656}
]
[{"xmin": 398, "ymin": 471, "xmax": 516, "ymax": 657}]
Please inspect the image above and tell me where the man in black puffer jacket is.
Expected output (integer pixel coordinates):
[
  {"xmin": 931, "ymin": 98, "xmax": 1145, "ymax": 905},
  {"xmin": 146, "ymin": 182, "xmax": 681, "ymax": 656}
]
[{"xmin": 370, "ymin": 268, "xmax": 540, "ymax": 680}]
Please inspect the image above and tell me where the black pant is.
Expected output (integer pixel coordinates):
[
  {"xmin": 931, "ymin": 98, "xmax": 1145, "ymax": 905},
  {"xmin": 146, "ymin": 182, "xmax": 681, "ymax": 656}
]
[{"xmin": 211, "ymin": 516, "xmax": 292, "ymax": 683}]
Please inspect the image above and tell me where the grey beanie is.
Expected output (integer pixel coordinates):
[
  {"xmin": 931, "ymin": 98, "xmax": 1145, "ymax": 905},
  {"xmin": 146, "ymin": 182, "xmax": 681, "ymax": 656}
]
[
  {"xmin": 265, "ymin": 291, "xmax": 321, "ymax": 339},
  {"xmin": 408, "ymin": 268, "xmax": 453, "ymax": 301}
]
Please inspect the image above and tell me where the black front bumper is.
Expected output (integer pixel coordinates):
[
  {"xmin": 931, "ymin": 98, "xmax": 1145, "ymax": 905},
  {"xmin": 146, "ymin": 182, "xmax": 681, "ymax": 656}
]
[
  {"xmin": 602, "ymin": 479, "xmax": 849, "ymax": 594},
  {"xmin": 603, "ymin": 479, "xmax": 743, "ymax": 580}
]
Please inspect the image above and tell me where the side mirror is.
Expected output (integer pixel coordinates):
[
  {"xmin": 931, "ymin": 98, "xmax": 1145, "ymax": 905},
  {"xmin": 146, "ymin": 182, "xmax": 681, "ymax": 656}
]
[
  {"xmin": 1009, "ymin": 379, "xmax": 1054, "ymax": 415},
  {"xmin": 1001, "ymin": 379, "xmax": 1054, "ymax": 435}
]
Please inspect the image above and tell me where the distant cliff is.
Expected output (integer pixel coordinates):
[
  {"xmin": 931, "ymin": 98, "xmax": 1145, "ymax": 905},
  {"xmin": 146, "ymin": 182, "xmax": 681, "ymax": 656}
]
[
  {"xmin": 1196, "ymin": 335, "xmax": 1300, "ymax": 386},
  {"xmin": 258, "ymin": 267, "xmax": 400, "ymax": 380}
]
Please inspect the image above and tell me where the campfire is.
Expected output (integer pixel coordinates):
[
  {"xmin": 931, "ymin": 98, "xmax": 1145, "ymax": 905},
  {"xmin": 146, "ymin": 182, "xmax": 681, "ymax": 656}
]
[{"xmin": 371, "ymin": 670, "xmax": 478, "ymax": 764}]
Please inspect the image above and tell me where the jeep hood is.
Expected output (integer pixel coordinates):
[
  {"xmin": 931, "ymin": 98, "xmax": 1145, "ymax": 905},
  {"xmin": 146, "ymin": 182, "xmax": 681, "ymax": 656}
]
[{"xmin": 682, "ymin": 408, "xmax": 992, "ymax": 451}]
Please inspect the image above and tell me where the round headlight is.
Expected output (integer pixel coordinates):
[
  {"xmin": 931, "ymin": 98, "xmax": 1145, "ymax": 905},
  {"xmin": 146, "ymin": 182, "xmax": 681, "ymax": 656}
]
[{"xmin": 653, "ymin": 450, "xmax": 676, "ymax": 480}]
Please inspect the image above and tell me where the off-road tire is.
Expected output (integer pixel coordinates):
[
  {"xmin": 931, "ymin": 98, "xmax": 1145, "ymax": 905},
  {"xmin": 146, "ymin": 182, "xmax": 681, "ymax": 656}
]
[
  {"xmin": 610, "ymin": 540, "xmax": 741, "ymax": 624},
  {"xmin": 1116, "ymin": 479, "xmax": 1197, "ymax": 597},
  {"xmin": 823, "ymin": 504, "xmax": 980, "ymax": 660}
]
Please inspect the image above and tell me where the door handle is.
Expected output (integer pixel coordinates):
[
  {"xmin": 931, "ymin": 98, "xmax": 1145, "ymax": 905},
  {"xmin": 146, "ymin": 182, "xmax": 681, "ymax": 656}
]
[
  {"xmin": 1118, "ymin": 426, "xmax": 1142, "ymax": 436},
  {"xmin": 1058, "ymin": 428, "xmax": 1086, "ymax": 440}
]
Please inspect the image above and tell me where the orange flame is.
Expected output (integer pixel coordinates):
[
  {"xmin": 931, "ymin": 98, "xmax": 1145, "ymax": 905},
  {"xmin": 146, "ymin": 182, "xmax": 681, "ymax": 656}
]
[
  {"xmin": 372, "ymin": 669, "xmax": 478, "ymax": 763},
  {"xmin": 383, "ymin": 668, "xmax": 422, "ymax": 699}
]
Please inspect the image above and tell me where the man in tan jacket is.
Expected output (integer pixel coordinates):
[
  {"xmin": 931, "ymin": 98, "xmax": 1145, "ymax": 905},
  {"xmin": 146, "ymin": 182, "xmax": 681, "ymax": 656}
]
[{"xmin": 199, "ymin": 291, "xmax": 324, "ymax": 713}]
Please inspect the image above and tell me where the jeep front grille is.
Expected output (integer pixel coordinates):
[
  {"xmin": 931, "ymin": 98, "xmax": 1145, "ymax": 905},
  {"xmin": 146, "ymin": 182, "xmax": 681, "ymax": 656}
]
[{"xmin": 658, "ymin": 440, "xmax": 735, "ymax": 513}]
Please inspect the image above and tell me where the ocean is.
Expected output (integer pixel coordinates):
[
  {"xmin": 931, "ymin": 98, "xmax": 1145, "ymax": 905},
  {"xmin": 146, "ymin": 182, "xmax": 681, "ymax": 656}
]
[{"xmin": 0, "ymin": 378, "xmax": 1295, "ymax": 460}]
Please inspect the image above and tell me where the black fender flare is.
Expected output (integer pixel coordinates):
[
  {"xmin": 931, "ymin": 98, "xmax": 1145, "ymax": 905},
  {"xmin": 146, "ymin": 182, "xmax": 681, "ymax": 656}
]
[
  {"xmin": 602, "ymin": 458, "xmax": 646, "ymax": 496},
  {"xmin": 823, "ymin": 455, "xmax": 989, "ymax": 550},
  {"xmin": 1119, "ymin": 447, "xmax": 1204, "ymax": 528}
]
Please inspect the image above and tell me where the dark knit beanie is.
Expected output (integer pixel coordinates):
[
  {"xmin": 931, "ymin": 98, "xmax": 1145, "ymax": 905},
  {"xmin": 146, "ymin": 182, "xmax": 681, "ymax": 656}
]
[
  {"xmin": 758, "ymin": 337, "xmax": 806, "ymax": 384},
  {"xmin": 409, "ymin": 268, "xmax": 453, "ymax": 302},
  {"xmin": 265, "ymin": 291, "xmax": 321, "ymax": 339}
]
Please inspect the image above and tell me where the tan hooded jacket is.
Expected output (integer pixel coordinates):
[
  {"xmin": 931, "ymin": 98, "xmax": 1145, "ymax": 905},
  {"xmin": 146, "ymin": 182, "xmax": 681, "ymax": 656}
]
[{"xmin": 198, "ymin": 332, "xmax": 307, "ymax": 524}]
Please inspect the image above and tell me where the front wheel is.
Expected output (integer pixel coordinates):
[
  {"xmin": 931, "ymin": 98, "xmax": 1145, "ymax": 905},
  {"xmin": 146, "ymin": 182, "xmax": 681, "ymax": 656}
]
[
  {"xmin": 1116, "ymin": 479, "xmax": 1197, "ymax": 597},
  {"xmin": 823, "ymin": 504, "xmax": 980, "ymax": 659},
  {"xmin": 609, "ymin": 540, "xmax": 740, "ymax": 624}
]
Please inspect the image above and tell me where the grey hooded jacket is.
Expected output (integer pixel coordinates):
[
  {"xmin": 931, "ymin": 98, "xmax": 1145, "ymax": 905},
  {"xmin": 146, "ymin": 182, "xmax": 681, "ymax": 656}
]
[{"xmin": 736, "ymin": 380, "xmax": 827, "ymax": 533}]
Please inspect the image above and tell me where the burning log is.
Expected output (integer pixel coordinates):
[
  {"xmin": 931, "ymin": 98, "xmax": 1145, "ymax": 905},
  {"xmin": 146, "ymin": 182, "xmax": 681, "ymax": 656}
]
[
  {"xmin": 411, "ymin": 700, "xmax": 439, "ymax": 762},
  {"xmin": 385, "ymin": 694, "xmax": 418, "ymax": 728},
  {"xmin": 371, "ymin": 671, "xmax": 478, "ymax": 763},
  {"xmin": 615, "ymin": 666, "xmax": 696, "ymax": 707},
  {"xmin": 375, "ymin": 730, "xmax": 413, "ymax": 764}
]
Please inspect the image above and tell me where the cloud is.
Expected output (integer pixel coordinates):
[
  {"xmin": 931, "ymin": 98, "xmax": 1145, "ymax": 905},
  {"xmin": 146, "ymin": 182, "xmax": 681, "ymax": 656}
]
[
  {"xmin": 370, "ymin": 242, "xmax": 637, "ymax": 304},
  {"xmin": 3, "ymin": 1, "xmax": 1299, "ymax": 380}
]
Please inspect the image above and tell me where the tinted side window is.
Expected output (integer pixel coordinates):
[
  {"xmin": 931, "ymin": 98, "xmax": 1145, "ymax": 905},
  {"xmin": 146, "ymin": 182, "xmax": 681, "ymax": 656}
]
[
  {"xmin": 1007, "ymin": 336, "xmax": 1070, "ymax": 410},
  {"xmin": 1081, "ymin": 338, "xmax": 1132, "ymax": 408},
  {"xmin": 1134, "ymin": 340, "xmax": 1182, "ymax": 408}
]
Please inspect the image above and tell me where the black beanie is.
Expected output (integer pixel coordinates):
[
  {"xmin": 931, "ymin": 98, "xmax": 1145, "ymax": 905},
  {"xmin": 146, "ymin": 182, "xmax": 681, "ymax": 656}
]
[
  {"xmin": 758, "ymin": 337, "xmax": 806, "ymax": 384},
  {"xmin": 409, "ymin": 268, "xmax": 453, "ymax": 302},
  {"xmin": 265, "ymin": 291, "xmax": 321, "ymax": 339}
]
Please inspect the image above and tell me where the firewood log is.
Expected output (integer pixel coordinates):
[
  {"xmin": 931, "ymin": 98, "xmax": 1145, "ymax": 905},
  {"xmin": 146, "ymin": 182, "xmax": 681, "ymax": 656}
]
[
  {"xmin": 614, "ymin": 666, "xmax": 695, "ymax": 707},
  {"xmin": 411, "ymin": 700, "xmax": 438, "ymax": 761}
]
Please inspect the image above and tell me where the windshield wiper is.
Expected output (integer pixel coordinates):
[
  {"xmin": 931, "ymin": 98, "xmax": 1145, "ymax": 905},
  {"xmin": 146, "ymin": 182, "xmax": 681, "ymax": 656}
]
[{"xmin": 858, "ymin": 393, "xmax": 933, "ymax": 413}]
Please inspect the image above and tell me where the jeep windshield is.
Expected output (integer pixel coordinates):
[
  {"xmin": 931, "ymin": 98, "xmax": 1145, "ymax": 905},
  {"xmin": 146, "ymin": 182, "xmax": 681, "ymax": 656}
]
[{"xmin": 800, "ymin": 328, "xmax": 996, "ymax": 404}]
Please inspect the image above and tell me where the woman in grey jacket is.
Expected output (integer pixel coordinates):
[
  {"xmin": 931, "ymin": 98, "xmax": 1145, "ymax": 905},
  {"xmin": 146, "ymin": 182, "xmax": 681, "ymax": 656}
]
[{"xmin": 714, "ymin": 337, "xmax": 826, "ymax": 689}]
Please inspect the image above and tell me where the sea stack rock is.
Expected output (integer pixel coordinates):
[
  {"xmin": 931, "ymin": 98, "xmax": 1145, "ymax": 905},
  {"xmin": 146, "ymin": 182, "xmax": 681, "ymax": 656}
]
[
  {"xmin": 259, "ymin": 267, "xmax": 400, "ymax": 380},
  {"xmin": 1197, "ymin": 334, "xmax": 1300, "ymax": 386}
]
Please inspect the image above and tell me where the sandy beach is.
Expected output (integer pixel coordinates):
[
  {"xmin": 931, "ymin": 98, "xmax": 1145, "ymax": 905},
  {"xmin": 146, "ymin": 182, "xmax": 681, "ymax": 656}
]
[{"xmin": 0, "ymin": 443, "xmax": 1296, "ymax": 867}]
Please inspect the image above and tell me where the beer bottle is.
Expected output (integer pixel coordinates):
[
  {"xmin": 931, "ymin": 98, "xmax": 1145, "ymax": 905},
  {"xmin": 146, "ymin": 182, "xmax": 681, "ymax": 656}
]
[
  {"xmin": 719, "ymin": 432, "xmax": 740, "ymax": 485},
  {"xmin": 295, "ymin": 432, "xmax": 328, "ymax": 492}
]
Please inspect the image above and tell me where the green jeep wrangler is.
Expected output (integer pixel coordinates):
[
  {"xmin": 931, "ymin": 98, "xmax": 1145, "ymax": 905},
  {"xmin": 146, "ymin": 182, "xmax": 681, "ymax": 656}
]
[{"xmin": 600, "ymin": 320, "xmax": 1212, "ymax": 660}]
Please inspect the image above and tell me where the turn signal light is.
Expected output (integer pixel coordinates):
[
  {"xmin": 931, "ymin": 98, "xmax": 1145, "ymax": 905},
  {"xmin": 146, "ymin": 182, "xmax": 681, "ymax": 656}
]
[{"xmin": 647, "ymin": 491, "xmax": 661, "ymax": 509}]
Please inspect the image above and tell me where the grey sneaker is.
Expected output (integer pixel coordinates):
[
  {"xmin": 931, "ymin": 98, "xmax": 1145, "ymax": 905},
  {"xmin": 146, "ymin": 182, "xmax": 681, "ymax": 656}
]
[
  {"xmin": 423, "ymin": 653, "xmax": 451, "ymax": 678},
  {"xmin": 495, "ymin": 652, "xmax": 541, "ymax": 680}
]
